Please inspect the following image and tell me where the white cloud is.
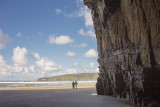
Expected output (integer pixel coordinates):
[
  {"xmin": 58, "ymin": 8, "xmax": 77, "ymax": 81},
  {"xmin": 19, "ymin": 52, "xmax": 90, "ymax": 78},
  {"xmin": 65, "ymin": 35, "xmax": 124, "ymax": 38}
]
[
  {"xmin": 0, "ymin": 29, "xmax": 11, "ymax": 50},
  {"xmin": 12, "ymin": 65, "xmax": 28, "ymax": 73},
  {"xmin": 64, "ymin": 12, "xmax": 77, "ymax": 18},
  {"xmin": 0, "ymin": 54, "xmax": 26, "ymax": 74},
  {"xmin": 84, "ymin": 49, "xmax": 98, "ymax": 58},
  {"xmin": 0, "ymin": 54, "xmax": 27, "ymax": 74},
  {"xmin": 63, "ymin": 0, "xmax": 95, "ymax": 39},
  {"xmin": 36, "ymin": 57, "xmax": 62, "ymax": 72},
  {"xmin": 0, "ymin": 55, "xmax": 6, "ymax": 65},
  {"xmin": 90, "ymin": 62, "xmax": 96, "ymax": 68},
  {"xmin": 64, "ymin": 0, "xmax": 93, "ymax": 27},
  {"xmin": 79, "ymin": 28, "xmax": 96, "ymax": 38},
  {"xmin": 76, "ymin": 0, "xmax": 83, "ymax": 7},
  {"xmin": 12, "ymin": 46, "xmax": 28, "ymax": 65},
  {"xmin": 66, "ymin": 51, "xmax": 76, "ymax": 57},
  {"xmin": 86, "ymin": 29, "xmax": 96, "ymax": 38},
  {"xmin": 96, "ymin": 67, "xmax": 99, "ymax": 72},
  {"xmin": 31, "ymin": 52, "xmax": 40, "ymax": 60},
  {"xmin": 17, "ymin": 32, "xmax": 22, "ymax": 37},
  {"xmin": 29, "ymin": 65, "xmax": 35, "ymax": 73},
  {"xmin": 0, "ymin": 55, "xmax": 11, "ymax": 73},
  {"xmin": 68, "ymin": 60, "xmax": 99, "ymax": 74},
  {"xmin": 79, "ymin": 29, "xmax": 85, "ymax": 35},
  {"xmin": 55, "ymin": 9, "xmax": 62, "ymax": 14},
  {"xmin": 31, "ymin": 52, "xmax": 62, "ymax": 72},
  {"xmin": 70, "ymin": 43, "xmax": 87, "ymax": 48},
  {"xmin": 90, "ymin": 62, "xmax": 99, "ymax": 73},
  {"xmin": 0, "ymin": 47, "xmax": 63, "ymax": 80},
  {"xmin": 78, "ymin": 6, "xmax": 93, "ymax": 27},
  {"xmin": 76, "ymin": 0, "xmax": 96, "ymax": 39},
  {"xmin": 48, "ymin": 34, "xmax": 74, "ymax": 45},
  {"xmin": 70, "ymin": 61, "xmax": 79, "ymax": 67}
]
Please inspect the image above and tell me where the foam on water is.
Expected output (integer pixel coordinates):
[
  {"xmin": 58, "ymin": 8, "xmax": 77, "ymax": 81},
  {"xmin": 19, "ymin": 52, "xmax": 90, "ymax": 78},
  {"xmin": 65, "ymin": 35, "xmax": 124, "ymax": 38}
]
[{"xmin": 0, "ymin": 81, "xmax": 96, "ymax": 88}]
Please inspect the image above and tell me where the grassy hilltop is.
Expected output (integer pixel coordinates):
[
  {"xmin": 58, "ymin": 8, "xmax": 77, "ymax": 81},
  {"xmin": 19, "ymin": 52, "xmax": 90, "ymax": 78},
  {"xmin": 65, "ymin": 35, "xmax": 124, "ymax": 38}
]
[{"xmin": 37, "ymin": 73, "xmax": 98, "ymax": 81}]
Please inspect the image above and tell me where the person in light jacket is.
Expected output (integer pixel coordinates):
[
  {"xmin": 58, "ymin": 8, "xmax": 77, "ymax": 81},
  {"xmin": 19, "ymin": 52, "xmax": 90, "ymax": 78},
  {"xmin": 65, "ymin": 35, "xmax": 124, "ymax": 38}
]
[{"xmin": 74, "ymin": 81, "xmax": 78, "ymax": 89}]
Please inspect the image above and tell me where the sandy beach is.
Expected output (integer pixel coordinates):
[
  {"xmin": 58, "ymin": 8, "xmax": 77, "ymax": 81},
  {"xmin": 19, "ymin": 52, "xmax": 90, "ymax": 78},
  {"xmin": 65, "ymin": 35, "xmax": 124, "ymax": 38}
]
[
  {"xmin": 0, "ymin": 86, "xmax": 134, "ymax": 107},
  {"xmin": 0, "ymin": 86, "xmax": 95, "ymax": 90}
]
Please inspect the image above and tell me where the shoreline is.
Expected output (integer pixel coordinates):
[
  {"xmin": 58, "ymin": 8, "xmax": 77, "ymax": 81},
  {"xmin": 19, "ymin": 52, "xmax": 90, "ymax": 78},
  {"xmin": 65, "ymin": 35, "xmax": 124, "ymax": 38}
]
[{"xmin": 0, "ymin": 85, "xmax": 95, "ymax": 90}]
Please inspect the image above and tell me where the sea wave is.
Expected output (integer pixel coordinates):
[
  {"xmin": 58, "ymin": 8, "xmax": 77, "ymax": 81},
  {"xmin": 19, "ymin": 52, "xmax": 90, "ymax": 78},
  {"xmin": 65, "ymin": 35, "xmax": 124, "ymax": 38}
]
[{"xmin": 0, "ymin": 81, "xmax": 96, "ymax": 88}]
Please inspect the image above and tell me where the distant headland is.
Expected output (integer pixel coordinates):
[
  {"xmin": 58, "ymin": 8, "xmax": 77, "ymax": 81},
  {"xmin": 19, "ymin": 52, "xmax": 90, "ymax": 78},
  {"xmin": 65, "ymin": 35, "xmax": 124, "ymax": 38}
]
[{"xmin": 37, "ymin": 73, "xmax": 98, "ymax": 81}]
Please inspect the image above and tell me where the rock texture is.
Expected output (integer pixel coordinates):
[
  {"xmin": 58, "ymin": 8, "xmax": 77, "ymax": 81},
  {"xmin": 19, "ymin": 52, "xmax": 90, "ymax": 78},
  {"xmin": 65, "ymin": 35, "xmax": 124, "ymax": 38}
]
[{"xmin": 84, "ymin": 0, "xmax": 160, "ymax": 106}]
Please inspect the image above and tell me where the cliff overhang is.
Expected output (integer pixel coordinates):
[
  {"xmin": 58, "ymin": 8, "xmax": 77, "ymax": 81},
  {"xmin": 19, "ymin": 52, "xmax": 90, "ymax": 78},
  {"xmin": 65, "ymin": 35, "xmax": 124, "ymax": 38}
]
[{"xmin": 84, "ymin": 0, "xmax": 160, "ymax": 106}]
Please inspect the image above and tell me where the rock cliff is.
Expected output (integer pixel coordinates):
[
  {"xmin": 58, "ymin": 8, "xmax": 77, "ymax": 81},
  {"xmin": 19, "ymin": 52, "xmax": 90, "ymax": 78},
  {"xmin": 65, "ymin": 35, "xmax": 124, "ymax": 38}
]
[{"xmin": 83, "ymin": 0, "xmax": 160, "ymax": 106}]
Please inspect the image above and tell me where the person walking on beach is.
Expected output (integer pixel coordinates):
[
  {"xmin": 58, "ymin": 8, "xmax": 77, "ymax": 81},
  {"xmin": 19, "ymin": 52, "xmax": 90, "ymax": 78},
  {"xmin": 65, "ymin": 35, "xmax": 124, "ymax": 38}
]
[
  {"xmin": 75, "ymin": 81, "xmax": 78, "ymax": 89},
  {"xmin": 72, "ymin": 81, "xmax": 75, "ymax": 89}
]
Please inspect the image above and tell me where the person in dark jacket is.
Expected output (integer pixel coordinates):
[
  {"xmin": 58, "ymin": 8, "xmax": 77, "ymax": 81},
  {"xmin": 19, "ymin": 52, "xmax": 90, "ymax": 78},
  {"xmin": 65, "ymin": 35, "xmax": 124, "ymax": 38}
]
[{"xmin": 72, "ymin": 81, "xmax": 75, "ymax": 89}]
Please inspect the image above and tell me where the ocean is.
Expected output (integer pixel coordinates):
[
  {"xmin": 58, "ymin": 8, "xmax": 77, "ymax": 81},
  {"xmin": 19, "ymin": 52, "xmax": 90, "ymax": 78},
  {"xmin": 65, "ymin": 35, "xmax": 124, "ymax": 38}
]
[{"xmin": 0, "ymin": 81, "xmax": 96, "ymax": 88}]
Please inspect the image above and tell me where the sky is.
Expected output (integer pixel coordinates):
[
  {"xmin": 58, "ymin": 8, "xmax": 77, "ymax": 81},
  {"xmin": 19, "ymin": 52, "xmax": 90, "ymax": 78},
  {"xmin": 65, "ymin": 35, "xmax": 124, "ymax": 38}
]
[{"xmin": 0, "ymin": 0, "xmax": 99, "ymax": 81}]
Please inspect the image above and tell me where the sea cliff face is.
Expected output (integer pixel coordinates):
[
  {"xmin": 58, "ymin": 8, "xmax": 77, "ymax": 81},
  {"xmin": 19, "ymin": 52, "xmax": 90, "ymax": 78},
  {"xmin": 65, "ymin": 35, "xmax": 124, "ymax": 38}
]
[{"xmin": 83, "ymin": 0, "xmax": 160, "ymax": 106}]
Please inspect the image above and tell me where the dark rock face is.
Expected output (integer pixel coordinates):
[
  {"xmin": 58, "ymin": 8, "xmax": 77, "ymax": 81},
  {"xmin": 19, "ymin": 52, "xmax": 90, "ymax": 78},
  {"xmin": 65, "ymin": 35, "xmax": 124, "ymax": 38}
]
[
  {"xmin": 96, "ymin": 77, "xmax": 105, "ymax": 95},
  {"xmin": 84, "ymin": 0, "xmax": 160, "ymax": 106}
]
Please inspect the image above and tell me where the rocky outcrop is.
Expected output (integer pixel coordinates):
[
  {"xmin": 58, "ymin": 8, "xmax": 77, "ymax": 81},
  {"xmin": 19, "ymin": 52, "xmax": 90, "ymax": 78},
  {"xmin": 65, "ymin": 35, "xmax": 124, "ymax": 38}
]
[{"xmin": 84, "ymin": 0, "xmax": 160, "ymax": 106}]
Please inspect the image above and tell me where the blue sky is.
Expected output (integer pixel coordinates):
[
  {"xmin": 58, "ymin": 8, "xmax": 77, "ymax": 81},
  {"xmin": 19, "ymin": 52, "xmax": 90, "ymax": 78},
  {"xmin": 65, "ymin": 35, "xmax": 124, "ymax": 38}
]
[{"xmin": 0, "ymin": 0, "xmax": 98, "ymax": 81}]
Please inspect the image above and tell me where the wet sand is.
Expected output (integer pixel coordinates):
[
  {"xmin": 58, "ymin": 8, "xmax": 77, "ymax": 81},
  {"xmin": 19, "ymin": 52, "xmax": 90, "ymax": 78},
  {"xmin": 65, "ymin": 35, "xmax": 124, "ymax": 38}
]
[{"xmin": 0, "ymin": 87, "xmax": 134, "ymax": 107}]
